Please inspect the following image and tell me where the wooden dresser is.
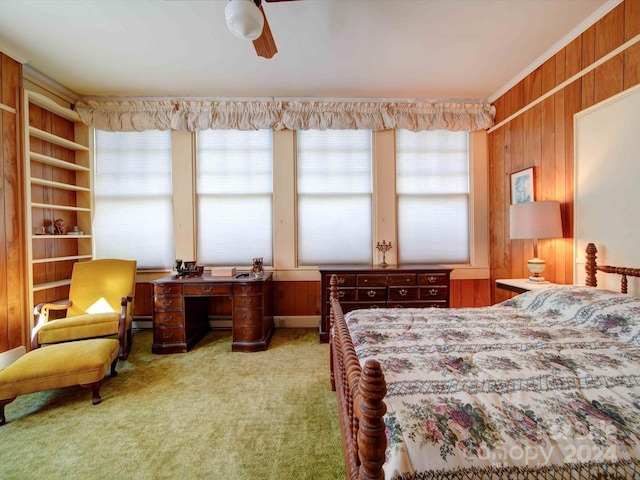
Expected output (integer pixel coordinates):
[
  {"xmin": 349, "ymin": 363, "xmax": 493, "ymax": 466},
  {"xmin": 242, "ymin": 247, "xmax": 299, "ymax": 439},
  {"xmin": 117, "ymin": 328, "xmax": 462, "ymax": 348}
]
[
  {"xmin": 151, "ymin": 273, "xmax": 273, "ymax": 354},
  {"xmin": 318, "ymin": 265, "xmax": 452, "ymax": 342}
]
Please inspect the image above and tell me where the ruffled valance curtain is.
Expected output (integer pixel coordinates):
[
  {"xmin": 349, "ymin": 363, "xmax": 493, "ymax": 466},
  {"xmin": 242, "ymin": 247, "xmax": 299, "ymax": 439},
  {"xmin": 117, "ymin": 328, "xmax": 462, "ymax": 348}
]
[{"xmin": 74, "ymin": 99, "xmax": 495, "ymax": 132}]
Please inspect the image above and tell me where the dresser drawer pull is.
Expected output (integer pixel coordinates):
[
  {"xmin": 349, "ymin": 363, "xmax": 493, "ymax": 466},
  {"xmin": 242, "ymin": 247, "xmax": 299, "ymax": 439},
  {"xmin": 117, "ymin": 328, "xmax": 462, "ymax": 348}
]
[
  {"xmin": 367, "ymin": 290, "xmax": 377, "ymax": 297},
  {"xmin": 399, "ymin": 289, "xmax": 408, "ymax": 296},
  {"xmin": 427, "ymin": 276, "xmax": 437, "ymax": 283},
  {"xmin": 161, "ymin": 300, "xmax": 174, "ymax": 307},
  {"xmin": 429, "ymin": 288, "xmax": 438, "ymax": 296},
  {"xmin": 405, "ymin": 278, "xmax": 411, "ymax": 283},
  {"xmin": 203, "ymin": 286, "xmax": 213, "ymax": 292},
  {"xmin": 159, "ymin": 287, "xmax": 174, "ymax": 294},
  {"xmin": 162, "ymin": 315, "xmax": 174, "ymax": 323},
  {"xmin": 338, "ymin": 291, "xmax": 346, "ymax": 298},
  {"xmin": 162, "ymin": 331, "xmax": 174, "ymax": 339},
  {"xmin": 338, "ymin": 277, "xmax": 346, "ymax": 285},
  {"xmin": 242, "ymin": 298, "xmax": 255, "ymax": 305}
]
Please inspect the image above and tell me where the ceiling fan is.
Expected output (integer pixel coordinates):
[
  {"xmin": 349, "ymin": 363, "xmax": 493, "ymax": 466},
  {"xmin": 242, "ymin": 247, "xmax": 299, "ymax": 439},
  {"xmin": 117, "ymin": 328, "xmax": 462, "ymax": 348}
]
[{"xmin": 225, "ymin": 0, "xmax": 298, "ymax": 59}]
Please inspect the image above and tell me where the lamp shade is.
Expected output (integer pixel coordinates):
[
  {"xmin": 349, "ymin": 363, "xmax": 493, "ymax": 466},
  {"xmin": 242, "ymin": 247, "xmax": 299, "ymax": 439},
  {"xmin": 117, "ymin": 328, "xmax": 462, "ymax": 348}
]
[
  {"xmin": 225, "ymin": 0, "xmax": 264, "ymax": 41},
  {"xmin": 510, "ymin": 201, "xmax": 562, "ymax": 240}
]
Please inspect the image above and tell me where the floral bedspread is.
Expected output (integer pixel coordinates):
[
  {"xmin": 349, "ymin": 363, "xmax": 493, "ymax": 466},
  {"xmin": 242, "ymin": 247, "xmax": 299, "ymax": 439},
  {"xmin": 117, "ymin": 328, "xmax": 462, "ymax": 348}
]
[{"xmin": 345, "ymin": 286, "xmax": 640, "ymax": 479}]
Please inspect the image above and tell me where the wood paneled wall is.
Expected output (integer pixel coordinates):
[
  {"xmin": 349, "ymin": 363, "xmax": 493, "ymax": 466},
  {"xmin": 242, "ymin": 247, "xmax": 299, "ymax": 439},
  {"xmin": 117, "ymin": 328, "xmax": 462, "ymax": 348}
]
[
  {"xmin": 489, "ymin": 0, "xmax": 640, "ymax": 304},
  {"xmin": 0, "ymin": 54, "xmax": 25, "ymax": 351}
]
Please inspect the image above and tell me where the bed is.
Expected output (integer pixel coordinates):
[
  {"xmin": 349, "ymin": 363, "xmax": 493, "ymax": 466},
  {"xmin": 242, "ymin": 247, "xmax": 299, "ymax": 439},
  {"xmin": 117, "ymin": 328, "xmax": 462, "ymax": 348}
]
[{"xmin": 329, "ymin": 243, "xmax": 640, "ymax": 479}]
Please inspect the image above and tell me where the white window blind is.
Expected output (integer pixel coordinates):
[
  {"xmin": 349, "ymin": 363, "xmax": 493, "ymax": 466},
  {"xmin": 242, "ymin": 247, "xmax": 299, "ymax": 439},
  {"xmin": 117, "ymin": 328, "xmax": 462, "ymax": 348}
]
[
  {"xmin": 297, "ymin": 130, "xmax": 372, "ymax": 265},
  {"xmin": 94, "ymin": 130, "xmax": 174, "ymax": 269},
  {"xmin": 196, "ymin": 129, "xmax": 273, "ymax": 266},
  {"xmin": 396, "ymin": 130, "xmax": 470, "ymax": 264}
]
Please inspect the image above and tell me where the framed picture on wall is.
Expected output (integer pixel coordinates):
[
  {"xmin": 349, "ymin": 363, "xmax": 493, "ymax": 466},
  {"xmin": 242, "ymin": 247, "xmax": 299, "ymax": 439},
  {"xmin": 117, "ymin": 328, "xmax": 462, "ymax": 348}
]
[{"xmin": 511, "ymin": 167, "xmax": 534, "ymax": 204}]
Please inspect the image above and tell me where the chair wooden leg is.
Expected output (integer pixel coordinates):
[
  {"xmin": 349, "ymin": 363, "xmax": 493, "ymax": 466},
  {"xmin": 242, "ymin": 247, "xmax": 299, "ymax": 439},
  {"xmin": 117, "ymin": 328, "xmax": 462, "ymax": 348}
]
[
  {"xmin": 110, "ymin": 358, "xmax": 118, "ymax": 377},
  {"xmin": 0, "ymin": 397, "xmax": 17, "ymax": 426},
  {"xmin": 81, "ymin": 381, "xmax": 103, "ymax": 405},
  {"xmin": 118, "ymin": 328, "xmax": 133, "ymax": 360}
]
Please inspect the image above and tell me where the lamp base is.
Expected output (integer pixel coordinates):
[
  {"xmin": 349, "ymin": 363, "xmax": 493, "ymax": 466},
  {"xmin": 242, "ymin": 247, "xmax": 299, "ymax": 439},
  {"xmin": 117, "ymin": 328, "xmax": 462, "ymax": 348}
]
[{"xmin": 527, "ymin": 276, "xmax": 549, "ymax": 283}]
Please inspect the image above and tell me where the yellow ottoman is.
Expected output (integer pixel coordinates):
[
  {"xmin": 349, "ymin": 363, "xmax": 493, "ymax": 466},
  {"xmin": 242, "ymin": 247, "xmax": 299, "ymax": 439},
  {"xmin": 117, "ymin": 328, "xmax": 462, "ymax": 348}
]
[{"xmin": 0, "ymin": 338, "xmax": 119, "ymax": 425}]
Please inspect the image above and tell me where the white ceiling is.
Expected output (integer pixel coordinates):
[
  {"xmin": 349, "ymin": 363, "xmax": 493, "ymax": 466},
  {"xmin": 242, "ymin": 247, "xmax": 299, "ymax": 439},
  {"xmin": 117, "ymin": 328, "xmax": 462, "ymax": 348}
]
[{"xmin": 0, "ymin": 0, "xmax": 616, "ymax": 102}]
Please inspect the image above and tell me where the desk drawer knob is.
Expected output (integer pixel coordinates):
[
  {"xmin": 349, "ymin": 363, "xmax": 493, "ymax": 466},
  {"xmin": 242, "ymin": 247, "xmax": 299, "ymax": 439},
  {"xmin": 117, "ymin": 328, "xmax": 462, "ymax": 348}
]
[
  {"xmin": 427, "ymin": 276, "xmax": 437, "ymax": 283},
  {"xmin": 338, "ymin": 291, "xmax": 345, "ymax": 298},
  {"xmin": 161, "ymin": 300, "xmax": 174, "ymax": 307},
  {"xmin": 429, "ymin": 288, "xmax": 438, "ymax": 296},
  {"xmin": 338, "ymin": 277, "xmax": 346, "ymax": 285},
  {"xmin": 367, "ymin": 290, "xmax": 377, "ymax": 298},
  {"xmin": 162, "ymin": 315, "xmax": 174, "ymax": 323},
  {"xmin": 399, "ymin": 289, "xmax": 408, "ymax": 296},
  {"xmin": 162, "ymin": 331, "xmax": 174, "ymax": 339}
]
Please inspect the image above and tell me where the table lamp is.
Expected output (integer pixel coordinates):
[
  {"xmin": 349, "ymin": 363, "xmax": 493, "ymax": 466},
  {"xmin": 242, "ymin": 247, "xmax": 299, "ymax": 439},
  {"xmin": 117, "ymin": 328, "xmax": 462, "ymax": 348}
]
[{"xmin": 510, "ymin": 200, "xmax": 562, "ymax": 283}]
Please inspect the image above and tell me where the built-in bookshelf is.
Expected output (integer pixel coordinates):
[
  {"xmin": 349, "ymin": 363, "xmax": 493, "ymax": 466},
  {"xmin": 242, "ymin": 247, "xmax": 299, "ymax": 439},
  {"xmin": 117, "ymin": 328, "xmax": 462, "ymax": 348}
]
[{"xmin": 22, "ymin": 89, "xmax": 92, "ymax": 322}]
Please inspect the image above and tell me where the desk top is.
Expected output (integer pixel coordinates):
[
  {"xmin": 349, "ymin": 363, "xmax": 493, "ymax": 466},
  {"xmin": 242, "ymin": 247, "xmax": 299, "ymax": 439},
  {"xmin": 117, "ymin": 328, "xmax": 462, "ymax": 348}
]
[{"xmin": 152, "ymin": 272, "xmax": 272, "ymax": 284}]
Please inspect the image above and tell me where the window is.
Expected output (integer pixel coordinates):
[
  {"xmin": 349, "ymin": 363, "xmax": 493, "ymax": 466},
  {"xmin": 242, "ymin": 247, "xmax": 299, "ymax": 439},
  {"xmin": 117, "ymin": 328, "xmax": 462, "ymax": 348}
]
[
  {"xmin": 297, "ymin": 130, "xmax": 373, "ymax": 265},
  {"xmin": 396, "ymin": 130, "xmax": 470, "ymax": 264},
  {"xmin": 196, "ymin": 129, "xmax": 273, "ymax": 266},
  {"xmin": 94, "ymin": 130, "xmax": 174, "ymax": 269}
]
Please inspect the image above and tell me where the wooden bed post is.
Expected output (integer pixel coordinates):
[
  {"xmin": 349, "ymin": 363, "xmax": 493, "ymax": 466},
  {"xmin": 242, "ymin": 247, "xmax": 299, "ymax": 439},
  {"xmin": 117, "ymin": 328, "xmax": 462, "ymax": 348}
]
[
  {"xmin": 585, "ymin": 243, "xmax": 598, "ymax": 287},
  {"xmin": 329, "ymin": 274, "xmax": 338, "ymax": 391},
  {"xmin": 585, "ymin": 243, "xmax": 640, "ymax": 293},
  {"xmin": 357, "ymin": 359, "xmax": 387, "ymax": 480}
]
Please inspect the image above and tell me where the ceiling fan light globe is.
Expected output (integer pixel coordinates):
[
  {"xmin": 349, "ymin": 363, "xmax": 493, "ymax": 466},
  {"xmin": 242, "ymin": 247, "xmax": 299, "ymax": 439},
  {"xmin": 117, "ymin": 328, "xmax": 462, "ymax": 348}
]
[{"xmin": 225, "ymin": 0, "xmax": 264, "ymax": 41}]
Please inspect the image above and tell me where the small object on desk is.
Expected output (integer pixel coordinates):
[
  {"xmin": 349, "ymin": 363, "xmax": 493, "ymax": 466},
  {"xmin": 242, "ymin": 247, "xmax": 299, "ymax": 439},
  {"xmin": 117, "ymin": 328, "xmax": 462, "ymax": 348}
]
[
  {"xmin": 174, "ymin": 259, "xmax": 204, "ymax": 278},
  {"xmin": 210, "ymin": 267, "xmax": 236, "ymax": 277},
  {"xmin": 236, "ymin": 272, "xmax": 250, "ymax": 278}
]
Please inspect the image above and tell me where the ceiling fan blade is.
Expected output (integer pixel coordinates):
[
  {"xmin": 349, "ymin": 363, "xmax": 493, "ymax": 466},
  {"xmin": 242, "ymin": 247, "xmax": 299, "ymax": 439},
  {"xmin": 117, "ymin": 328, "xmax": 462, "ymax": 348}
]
[{"xmin": 253, "ymin": 5, "xmax": 277, "ymax": 59}]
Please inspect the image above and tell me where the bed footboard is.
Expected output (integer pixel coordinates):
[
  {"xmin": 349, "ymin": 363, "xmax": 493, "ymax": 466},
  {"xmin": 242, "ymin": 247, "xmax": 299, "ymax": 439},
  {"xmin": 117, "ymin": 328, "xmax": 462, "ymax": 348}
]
[{"xmin": 329, "ymin": 275, "xmax": 387, "ymax": 480}]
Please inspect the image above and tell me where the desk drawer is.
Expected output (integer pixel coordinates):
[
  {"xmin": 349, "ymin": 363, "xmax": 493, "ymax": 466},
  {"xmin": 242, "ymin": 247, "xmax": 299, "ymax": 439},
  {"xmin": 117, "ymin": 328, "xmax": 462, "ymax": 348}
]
[
  {"xmin": 153, "ymin": 326, "xmax": 185, "ymax": 344},
  {"xmin": 154, "ymin": 296, "xmax": 183, "ymax": 310},
  {"xmin": 154, "ymin": 284, "xmax": 181, "ymax": 295},
  {"xmin": 184, "ymin": 284, "xmax": 232, "ymax": 296},
  {"xmin": 235, "ymin": 283, "xmax": 262, "ymax": 295},
  {"xmin": 154, "ymin": 312, "xmax": 184, "ymax": 326},
  {"xmin": 234, "ymin": 295, "xmax": 262, "ymax": 308},
  {"xmin": 234, "ymin": 309, "xmax": 261, "ymax": 324}
]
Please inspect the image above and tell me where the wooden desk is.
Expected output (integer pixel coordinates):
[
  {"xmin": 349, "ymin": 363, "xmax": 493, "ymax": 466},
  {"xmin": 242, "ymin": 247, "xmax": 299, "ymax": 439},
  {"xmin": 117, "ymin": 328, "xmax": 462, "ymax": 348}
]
[
  {"xmin": 496, "ymin": 278, "xmax": 557, "ymax": 295},
  {"xmin": 151, "ymin": 273, "xmax": 273, "ymax": 354}
]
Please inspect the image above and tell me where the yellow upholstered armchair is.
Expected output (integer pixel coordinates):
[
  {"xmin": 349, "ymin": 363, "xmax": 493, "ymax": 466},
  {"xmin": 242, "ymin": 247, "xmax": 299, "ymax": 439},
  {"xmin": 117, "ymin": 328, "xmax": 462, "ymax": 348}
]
[{"xmin": 31, "ymin": 259, "xmax": 137, "ymax": 360}]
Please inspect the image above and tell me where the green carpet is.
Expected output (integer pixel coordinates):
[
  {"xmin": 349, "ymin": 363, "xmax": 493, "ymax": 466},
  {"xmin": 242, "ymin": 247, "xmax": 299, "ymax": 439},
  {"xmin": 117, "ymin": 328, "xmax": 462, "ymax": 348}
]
[{"xmin": 0, "ymin": 329, "xmax": 345, "ymax": 480}]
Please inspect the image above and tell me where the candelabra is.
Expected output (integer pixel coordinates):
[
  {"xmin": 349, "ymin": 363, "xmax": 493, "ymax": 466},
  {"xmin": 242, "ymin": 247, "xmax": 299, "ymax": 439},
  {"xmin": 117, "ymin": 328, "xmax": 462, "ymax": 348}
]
[{"xmin": 376, "ymin": 240, "xmax": 392, "ymax": 267}]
